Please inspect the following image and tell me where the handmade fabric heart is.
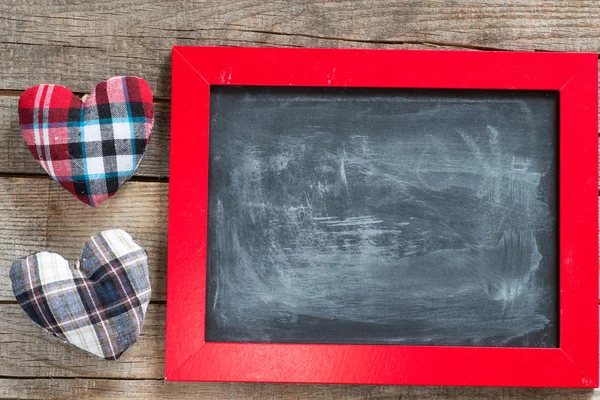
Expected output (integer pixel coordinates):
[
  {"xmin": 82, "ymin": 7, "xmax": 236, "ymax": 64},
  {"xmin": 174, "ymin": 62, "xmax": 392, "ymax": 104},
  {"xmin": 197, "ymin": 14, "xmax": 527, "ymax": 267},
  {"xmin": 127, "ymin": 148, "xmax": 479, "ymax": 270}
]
[
  {"xmin": 10, "ymin": 229, "xmax": 151, "ymax": 360},
  {"xmin": 18, "ymin": 76, "xmax": 154, "ymax": 207}
]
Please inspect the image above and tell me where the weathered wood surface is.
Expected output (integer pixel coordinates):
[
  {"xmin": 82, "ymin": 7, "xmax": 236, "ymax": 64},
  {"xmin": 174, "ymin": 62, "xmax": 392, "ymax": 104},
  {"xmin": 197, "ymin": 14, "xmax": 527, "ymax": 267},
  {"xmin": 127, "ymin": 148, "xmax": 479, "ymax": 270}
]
[
  {"xmin": 0, "ymin": 304, "xmax": 165, "ymax": 379},
  {"xmin": 1, "ymin": 89, "xmax": 599, "ymax": 181},
  {"xmin": 0, "ymin": 379, "xmax": 596, "ymax": 400},
  {"xmin": 0, "ymin": 138, "xmax": 595, "ymax": 395},
  {"xmin": 1, "ymin": 302, "xmax": 599, "ymax": 398},
  {"xmin": 0, "ymin": 177, "xmax": 168, "ymax": 301},
  {"xmin": 1, "ymin": 0, "xmax": 599, "ymax": 398},
  {"xmin": 0, "ymin": 96, "xmax": 170, "ymax": 177},
  {"xmin": 2, "ymin": 1, "xmax": 600, "ymax": 97}
]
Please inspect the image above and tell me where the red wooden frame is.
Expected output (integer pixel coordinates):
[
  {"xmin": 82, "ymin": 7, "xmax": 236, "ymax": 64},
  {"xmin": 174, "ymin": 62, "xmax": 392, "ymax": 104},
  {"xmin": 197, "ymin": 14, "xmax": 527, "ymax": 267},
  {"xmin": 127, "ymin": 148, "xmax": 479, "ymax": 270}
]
[{"xmin": 167, "ymin": 46, "xmax": 598, "ymax": 387}]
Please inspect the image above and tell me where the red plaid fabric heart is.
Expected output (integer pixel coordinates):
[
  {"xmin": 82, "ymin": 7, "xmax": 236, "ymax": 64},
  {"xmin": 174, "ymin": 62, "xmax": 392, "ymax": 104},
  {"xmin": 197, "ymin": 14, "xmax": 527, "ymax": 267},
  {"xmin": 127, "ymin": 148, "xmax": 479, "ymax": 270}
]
[{"xmin": 18, "ymin": 77, "xmax": 154, "ymax": 207}]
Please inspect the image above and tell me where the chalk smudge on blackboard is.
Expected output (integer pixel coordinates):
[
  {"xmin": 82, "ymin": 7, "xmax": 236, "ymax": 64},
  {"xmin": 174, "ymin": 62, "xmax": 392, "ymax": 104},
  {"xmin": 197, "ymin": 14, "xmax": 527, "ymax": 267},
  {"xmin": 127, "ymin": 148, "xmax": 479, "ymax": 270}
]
[{"xmin": 206, "ymin": 87, "xmax": 558, "ymax": 347}]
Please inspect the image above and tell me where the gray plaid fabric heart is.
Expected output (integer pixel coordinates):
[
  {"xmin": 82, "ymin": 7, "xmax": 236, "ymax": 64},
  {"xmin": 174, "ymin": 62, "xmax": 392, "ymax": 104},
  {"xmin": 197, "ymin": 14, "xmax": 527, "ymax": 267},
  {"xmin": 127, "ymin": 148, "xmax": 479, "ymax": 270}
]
[{"xmin": 10, "ymin": 229, "xmax": 151, "ymax": 360}]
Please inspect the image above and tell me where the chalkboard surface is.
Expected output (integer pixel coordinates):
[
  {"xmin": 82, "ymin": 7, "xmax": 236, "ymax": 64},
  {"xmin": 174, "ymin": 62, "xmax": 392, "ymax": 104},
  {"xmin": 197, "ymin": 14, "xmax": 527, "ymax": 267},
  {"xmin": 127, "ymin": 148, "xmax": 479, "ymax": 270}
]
[{"xmin": 205, "ymin": 86, "xmax": 558, "ymax": 348}]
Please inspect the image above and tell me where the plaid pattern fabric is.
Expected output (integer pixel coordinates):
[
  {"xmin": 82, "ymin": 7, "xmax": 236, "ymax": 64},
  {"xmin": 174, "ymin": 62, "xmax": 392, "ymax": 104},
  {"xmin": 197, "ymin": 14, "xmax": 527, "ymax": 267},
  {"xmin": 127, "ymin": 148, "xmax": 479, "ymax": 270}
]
[
  {"xmin": 10, "ymin": 229, "xmax": 151, "ymax": 360},
  {"xmin": 18, "ymin": 76, "xmax": 154, "ymax": 207}
]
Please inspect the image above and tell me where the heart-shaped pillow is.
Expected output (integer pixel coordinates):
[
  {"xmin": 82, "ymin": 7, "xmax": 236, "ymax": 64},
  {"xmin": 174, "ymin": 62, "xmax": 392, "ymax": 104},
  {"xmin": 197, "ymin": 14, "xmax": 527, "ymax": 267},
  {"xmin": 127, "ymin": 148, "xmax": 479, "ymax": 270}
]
[
  {"xmin": 10, "ymin": 229, "xmax": 151, "ymax": 360},
  {"xmin": 18, "ymin": 76, "xmax": 154, "ymax": 207}
]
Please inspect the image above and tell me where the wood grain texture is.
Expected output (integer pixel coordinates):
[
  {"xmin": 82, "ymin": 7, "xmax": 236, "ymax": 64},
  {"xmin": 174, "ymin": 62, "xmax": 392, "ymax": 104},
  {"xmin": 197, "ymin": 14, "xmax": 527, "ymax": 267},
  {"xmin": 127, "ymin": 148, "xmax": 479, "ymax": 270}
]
[
  {"xmin": 2, "ymin": 1, "xmax": 600, "ymax": 97},
  {"xmin": 0, "ymin": 74, "xmax": 598, "ymax": 180},
  {"xmin": 0, "ymin": 177, "xmax": 168, "ymax": 301},
  {"xmin": 0, "ymin": 379, "xmax": 597, "ymax": 399},
  {"xmin": 0, "ymin": 304, "xmax": 165, "ymax": 379},
  {"xmin": 0, "ymin": 0, "xmax": 598, "ymax": 397},
  {"xmin": 0, "ymin": 96, "xmax": 170, "ymax": 178}
]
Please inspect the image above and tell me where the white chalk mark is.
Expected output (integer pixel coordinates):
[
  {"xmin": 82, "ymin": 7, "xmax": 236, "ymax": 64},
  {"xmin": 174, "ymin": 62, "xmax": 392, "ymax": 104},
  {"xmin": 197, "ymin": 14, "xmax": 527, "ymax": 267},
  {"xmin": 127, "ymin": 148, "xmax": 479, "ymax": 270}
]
[{"xmin": 340, "ymin": 151, "xmax": 350, "ymax": 196}]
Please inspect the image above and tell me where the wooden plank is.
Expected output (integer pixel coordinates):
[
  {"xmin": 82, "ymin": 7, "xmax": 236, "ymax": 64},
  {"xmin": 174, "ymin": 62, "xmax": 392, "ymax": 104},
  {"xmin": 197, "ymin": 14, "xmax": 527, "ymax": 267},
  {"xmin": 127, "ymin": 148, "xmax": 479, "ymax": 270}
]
[
  {"xmin": 1, "ymin": 84, "xmax": 599, "ymax": 180},
  {"xmin": 0, "ymin": 96, "xmax": 170, "ymax": 178},
  {"xmin": 2, "ymin": 1, "xmax": 600, "ymax": 97},
  {"xmin": 0, "ymin": 177, "xmax": 168, "ymax": 301},
  {"xmin": 2, "ymin": 302, "xmax": 599, "ymax": 383},
  {"xmin": 1, "ymin": 71, "xmax": 598, "ymax": 179},
  {"xmin": 0, "ymin": 304, "xmax": 164, "ymax": 378},
  {"xmin": 0, "ymin": 378, "xmax": 597, "ymax": 399}
]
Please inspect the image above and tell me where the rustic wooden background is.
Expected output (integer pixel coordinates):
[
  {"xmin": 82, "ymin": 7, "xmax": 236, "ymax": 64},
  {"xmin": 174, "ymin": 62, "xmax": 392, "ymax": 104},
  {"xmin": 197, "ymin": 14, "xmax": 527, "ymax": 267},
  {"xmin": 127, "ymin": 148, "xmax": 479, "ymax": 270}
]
[{"xmin": 0, "ymin": 1, "xmax": 598, "ymax": 398}]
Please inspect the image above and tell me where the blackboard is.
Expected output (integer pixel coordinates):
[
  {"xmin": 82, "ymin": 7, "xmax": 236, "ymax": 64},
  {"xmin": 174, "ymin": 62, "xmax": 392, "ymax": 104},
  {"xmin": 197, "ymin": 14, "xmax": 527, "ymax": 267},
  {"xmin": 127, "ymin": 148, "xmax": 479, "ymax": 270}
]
[{"xmin": 205, "ymin": 86, "xmax": 558, "ymax": 348}]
